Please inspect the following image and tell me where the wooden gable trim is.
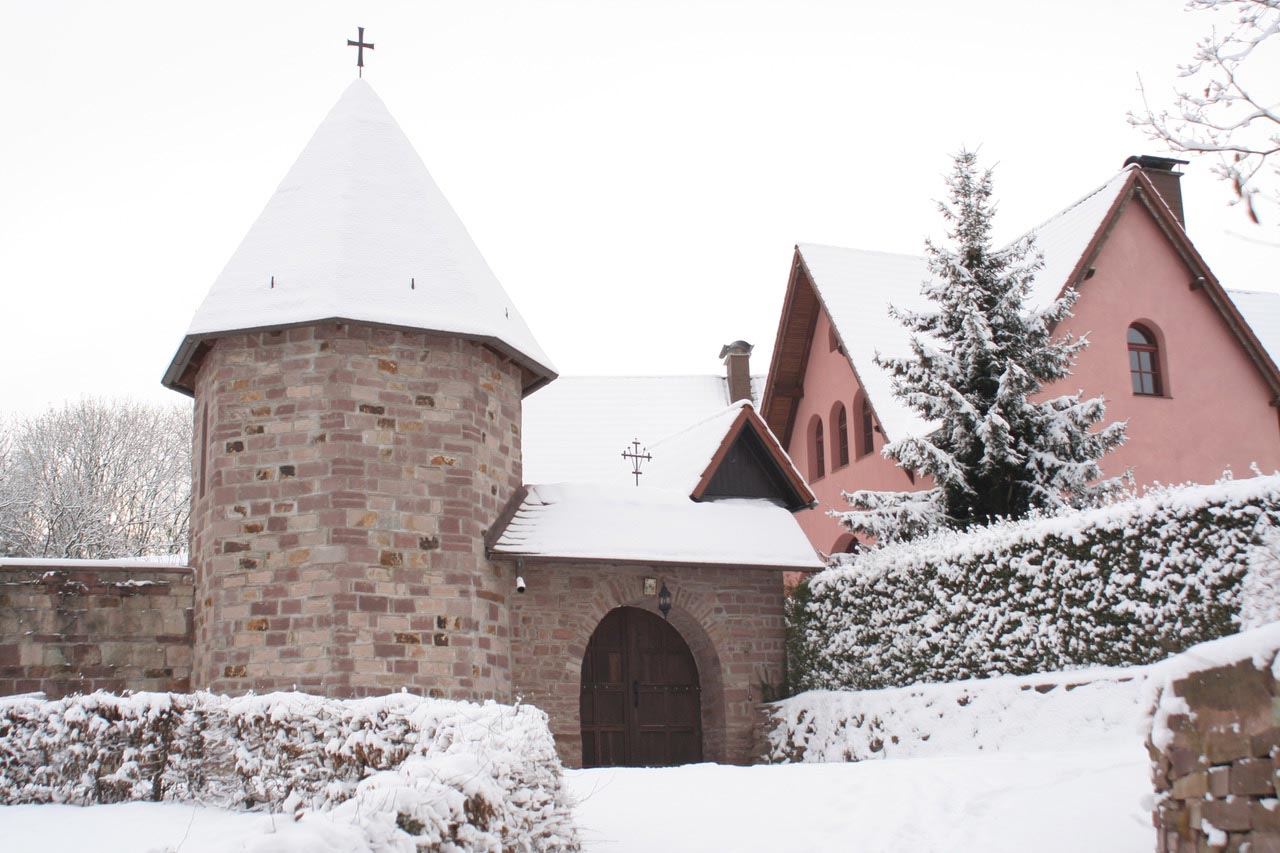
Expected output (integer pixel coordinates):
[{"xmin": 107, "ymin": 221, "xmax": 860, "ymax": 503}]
[
  {"xmin": 795, "ymin": 250, "xmax": 900, "ymax": 449},
  {"xmin": 761, "ymin": 248, "xmax": 820, "ymax": 446},
  {"xmin": 689, "ymin": 405, "xmax": 816, "ymax": 510}
]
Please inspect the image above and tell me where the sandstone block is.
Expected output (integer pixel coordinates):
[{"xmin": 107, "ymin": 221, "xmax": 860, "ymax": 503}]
[{"xmin": 1203, "ymin": 799, "xmax": 1252, "ymax": 832}]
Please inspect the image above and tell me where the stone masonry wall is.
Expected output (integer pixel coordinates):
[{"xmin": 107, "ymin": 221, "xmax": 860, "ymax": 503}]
[
  {"xmin": 189, "ymin": 323, "xmax": 522, "ymax": 699},
  {"xmin": 508, "ymin": 560, "xmax": 786, "ymax": 767},
  {"xmin": 1151, "ymin": 654, "xmax": 1280, "ymax": 852},
  {"xmin": 0, "ymin": 561, "xmax": 193, "ymax": 697}
]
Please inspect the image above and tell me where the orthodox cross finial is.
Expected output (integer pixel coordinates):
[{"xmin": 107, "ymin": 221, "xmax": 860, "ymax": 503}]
[
  {"xmin": 621, "ymin": 439, "xmax": 652, "ymax": 487},
  {"xmin": 347, "ymin": 27, "xmax": 375, "ymax": 78}
]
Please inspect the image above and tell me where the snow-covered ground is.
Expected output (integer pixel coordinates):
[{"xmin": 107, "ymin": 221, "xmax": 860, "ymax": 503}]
[
  {"xmin": 567, "ymin": 749, "xmax": 1151, "ymax": 853},
  {"xmin": 0, "ymin": 747, "xmax": 1152, "ymax": 852},
  {"xmin": 6, "ymin": 649, "xmax": 1209, "ymax": 852}
]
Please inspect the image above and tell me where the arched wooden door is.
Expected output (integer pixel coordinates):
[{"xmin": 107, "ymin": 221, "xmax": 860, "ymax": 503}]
[{"xmin": 580, "ymin": 606, "xmax": 702, "ymax": 767}]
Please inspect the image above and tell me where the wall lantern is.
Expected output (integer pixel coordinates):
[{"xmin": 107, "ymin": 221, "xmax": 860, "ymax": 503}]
[{"xmin": 658, "ymin": 581, "xmax": 672, "ymax": 619}]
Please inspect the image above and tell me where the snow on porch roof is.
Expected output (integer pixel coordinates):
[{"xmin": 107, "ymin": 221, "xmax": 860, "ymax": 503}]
[
  {"xmin": 798, "ymin": 167, "xmax": 1134, "ymax": 442},
  {"xmin": 488, "ymin": 483, "xmax": 823, "ymax": 570},
  {"xmin": 164, "ymin": 80, "xmax": 554, "ymax": 395}
]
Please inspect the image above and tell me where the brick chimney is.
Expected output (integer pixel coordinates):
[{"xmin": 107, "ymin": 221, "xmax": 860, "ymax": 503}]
[
  {"xmin": 720, "ymin": 340, "xmax": 754, "ymax": 404},
  {"xmin": 1124, "ymin": 154, "xmax": 1190, "ymax": 227}
]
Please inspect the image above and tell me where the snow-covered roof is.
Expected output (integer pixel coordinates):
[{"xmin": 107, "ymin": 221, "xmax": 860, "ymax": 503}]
[
  {"xmin": 521, "ymin": 374, "xmax": 764, "ymax": 485},
  {"xmin": 1229, "ymin": 289, "xmax": 1280, "ymax": 369},
  {"xmin": 798, "ymin": 168, "xmax": 1133, "ymax": 441},
  {"xmin": 644, "ymin": 402, "xmax": 753, "ymax": 493},
  {"xmin": 164, "ymin": 80, "xmax": 554, "ymax": 394},
  {"xmin": 643, "ymin": 400, "xmax": 811, "ymax": 508},
  {"xmin": 489, "ymin": 483, "xmax": 823, "ymax": 570}
]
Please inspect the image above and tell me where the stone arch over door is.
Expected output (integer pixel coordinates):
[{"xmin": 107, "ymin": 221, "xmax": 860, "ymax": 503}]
[
  {"xmin": 566, "ymin": 578, "xmax": 728, "ymax": 764},
  {"xmin": 580, "ymin": 606, "xmax": 702, "ymax": 767}
]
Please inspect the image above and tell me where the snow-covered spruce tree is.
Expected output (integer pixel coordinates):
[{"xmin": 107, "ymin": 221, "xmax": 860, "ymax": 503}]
[{"xmin": 840, "ymin": 151, "xmax": 1127, "ymax": 543}]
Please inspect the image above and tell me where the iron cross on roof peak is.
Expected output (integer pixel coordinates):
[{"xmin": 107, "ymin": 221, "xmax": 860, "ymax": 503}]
[
  {"xmin": 621, "ymin": 439, "xmax": 652, "ymax": 487},
  {"xmin": 347, "ymin": 27, "xmax": 375, "ymax": 78}
]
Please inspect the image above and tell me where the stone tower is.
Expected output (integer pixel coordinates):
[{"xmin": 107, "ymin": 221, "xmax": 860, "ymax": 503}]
[{"xmin": 162, "ymin": 81, "xmax": 555, "ymax": 698}]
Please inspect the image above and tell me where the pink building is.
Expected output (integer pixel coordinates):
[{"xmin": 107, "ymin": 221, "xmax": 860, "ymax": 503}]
[{"xmin": 761, "ymin": 158, "xmax": 1280, "ymax": 556}]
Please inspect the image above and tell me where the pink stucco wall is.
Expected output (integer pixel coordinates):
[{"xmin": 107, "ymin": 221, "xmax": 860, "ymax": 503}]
[
  {"xmin": 786, "ymin": 199, "xmax": 1280, "ymax": 557},
  {"xmin": 788, "ymin": 309, "xmax": 914, "ymax": 555},
  {"xmin": 1056, "ymin": 200, "xmax": 1280, "ymax": 487}
]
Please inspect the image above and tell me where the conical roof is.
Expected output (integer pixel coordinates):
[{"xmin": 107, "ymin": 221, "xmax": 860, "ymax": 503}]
[{"xmin": 164, "ymin": 80, "xmax": 555, "ymax": 394}]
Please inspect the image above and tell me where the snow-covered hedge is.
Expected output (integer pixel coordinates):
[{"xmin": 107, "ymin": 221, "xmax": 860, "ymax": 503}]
[
  {"xmin": 0, "ymin": 691, "xmax": 579, "ymax": 852},
  {"xmin": 795, "ymin": 475, "xmax": 1280, "ymax": 691},
  {"xmin": 762, "ymin": 663, "xmax": 1157, "ymax": 764}
]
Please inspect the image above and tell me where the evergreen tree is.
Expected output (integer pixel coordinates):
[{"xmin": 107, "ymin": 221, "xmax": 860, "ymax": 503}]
[{"xmin": 839, "ymin": 151, "xmax": 1127, "ymax": 544}]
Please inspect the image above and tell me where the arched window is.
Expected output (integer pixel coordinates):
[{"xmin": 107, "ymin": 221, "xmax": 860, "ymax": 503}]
[
  {"xmin": 859, "ymin": 396, "xmax": 875, "ymax": 457},
  {"xmin": 810, "ymin": 415, "xmax": 825, "ymax": 480},
  {"xmin": 1128, "ymin": 324, "xmax": 1163, "ymax": 396},
  {"xmin": 832, "ymin": 534, "xmax": 861, "ymax": 556},
  {"xmin": 833, "ymin": 403, "xmax": 850, "ymax": 468}
]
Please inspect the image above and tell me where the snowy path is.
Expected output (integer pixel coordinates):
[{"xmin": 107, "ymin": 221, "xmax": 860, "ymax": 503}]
[{"xmin": 565, "ymin": 747, "xmax": 1153, "ymax": 853}]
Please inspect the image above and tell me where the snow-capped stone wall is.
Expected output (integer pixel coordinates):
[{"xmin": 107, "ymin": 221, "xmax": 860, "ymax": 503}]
[
  {"xmin": 1149, "ymin": 624, "xmax": 1280, "ymax": 852},
  {"xmin": 795, "ymin": 475, "xmax": 1280, "ymax": 692},
  {"xmin": 0, "ymin": 690, "xmax": 579, "ymax": 851},
  {"xmin": 0, "ymin": 561, "xmax": 193, "ymax": 698}
]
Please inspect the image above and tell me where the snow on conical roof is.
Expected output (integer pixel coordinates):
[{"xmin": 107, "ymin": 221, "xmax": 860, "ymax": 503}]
[{"xmin": 164, "ymin": 80, "xmax": 555, "ymax": 394}]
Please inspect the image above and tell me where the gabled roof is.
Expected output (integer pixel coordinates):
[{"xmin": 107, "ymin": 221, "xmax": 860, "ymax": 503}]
[
  {"xmin": 164, "ymin": 80, "xmax": 555, "ymax": 395},
  {"xmin": 762, "ymin": 165, "xmax": 1280, "ymax": 446},
  {"xmin": 489, "ymin": 397, "xmax": 818, "ymax": 569},
  {"xmin": 521, "ymin": 374, "xmax": 765, "ymax": 485},
  {"xmin": 645, "ymin": 401, "xmax": 814, "ymax": 510},
  {"xmin": 486, "ymin": 483, "xmax": 823, "ymax": 571}
]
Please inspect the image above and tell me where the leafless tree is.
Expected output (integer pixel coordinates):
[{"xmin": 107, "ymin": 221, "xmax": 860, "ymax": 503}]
[
  {"xmin": 0, "ymin": 399, "xmax": 192, "ymax": 559},
  {"xmin": 1131, "ymin": 0, "xmax": 1280, "ymax": 225}
]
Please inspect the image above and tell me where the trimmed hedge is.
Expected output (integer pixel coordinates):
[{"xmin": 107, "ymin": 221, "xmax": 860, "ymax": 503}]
[
  {"xmin": 793, "ymin": 475, "xmax": 1280, "ymax": 692},
  {"xmin": 0, "ymin": 691, "xmax": 580, "ymax": 851}
]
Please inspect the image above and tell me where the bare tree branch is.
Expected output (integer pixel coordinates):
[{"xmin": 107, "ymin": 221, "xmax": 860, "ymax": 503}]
[{"xmin": 1130, "ymin": 0, "xmax": 1280, "ymax": 225}]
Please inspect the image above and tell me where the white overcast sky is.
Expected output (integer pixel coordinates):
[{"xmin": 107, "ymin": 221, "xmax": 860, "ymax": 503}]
[{"xmin": 3, "ymin": 0, "xmax": 1277, "ymax": 416}]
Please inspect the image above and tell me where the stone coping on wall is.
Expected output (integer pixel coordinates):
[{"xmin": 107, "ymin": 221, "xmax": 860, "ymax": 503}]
[{"xmin": 0, "ymin": 557, "xmax": 191, "ymax": 571}]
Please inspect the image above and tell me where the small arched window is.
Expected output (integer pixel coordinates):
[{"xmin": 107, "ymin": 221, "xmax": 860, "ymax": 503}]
[
  {"xmin": 859, "ymin": 396, "xmax": 875, "ymax": 457},
  {"xmin": 832, "ymin": 534, "xmax": 861, "ymax": 555},
  {"xmin": 810, "ymin": 416, "xmax": 825, "ymax": 480},
  {"xmin": 833, "ymin": 403, "xmax": 850, "ymax": 468},
  {"xmin": 1128, "ymin": 324, "xmax": 1162, "ymax": 396}
]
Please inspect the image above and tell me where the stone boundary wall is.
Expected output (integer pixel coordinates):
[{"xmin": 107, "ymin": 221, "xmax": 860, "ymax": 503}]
[
  {"xmin": 1151, "ymin": 633, "xmax": 1280, "ymax": 852},
  {"xmin": 0, "ymin": 560, "xmax": 194, "ymax": 697}
]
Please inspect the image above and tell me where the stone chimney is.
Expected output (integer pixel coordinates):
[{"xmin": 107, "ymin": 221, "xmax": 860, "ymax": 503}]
[
  {"xmin": 1124, "ymin": 154, "xmax": 1190, "ymax": 227},
  {"xmin": 720, "ymin": 340, "xmax": 754, "ymax": 404}
]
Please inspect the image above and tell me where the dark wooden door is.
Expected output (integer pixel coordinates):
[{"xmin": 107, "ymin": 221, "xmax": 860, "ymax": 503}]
[{"xmin": 580, "ymin": 607, "xmax": 702, "ymax": 767}]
